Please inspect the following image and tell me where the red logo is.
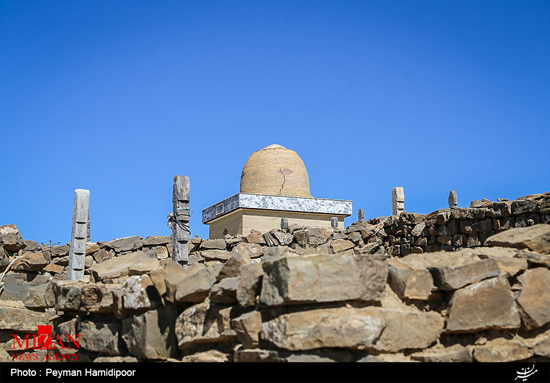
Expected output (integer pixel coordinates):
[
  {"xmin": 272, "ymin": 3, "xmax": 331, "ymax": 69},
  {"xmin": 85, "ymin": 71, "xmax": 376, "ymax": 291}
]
[{"xmin": 11, "ymin": 325, "xmax": 81, "ymax": 361}]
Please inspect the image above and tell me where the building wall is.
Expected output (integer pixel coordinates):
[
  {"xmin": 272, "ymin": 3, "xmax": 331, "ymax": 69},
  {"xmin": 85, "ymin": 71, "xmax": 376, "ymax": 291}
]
[{"xmin": 208, "ymin": 208, "xmax": 347, "ymax": 238}]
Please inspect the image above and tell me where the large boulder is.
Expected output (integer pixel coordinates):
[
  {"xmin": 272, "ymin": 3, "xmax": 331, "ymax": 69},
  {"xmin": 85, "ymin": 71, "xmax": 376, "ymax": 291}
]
[
  {"xmin": 446, "ymin": 276, "xmax": 521, "ymax": 332},
  {"xmin": 370, "ymin": 308, "xmax": 444, "ymax": 352},
  {"xmin": 90, "ymin": 251, "xmax": 154, "ymax": 282},
  {"xmin": 121, "ymin": 306, "xmax": 177, "ymax": 359},
  {"xmin": 429, "ymin": 258, "xmax": 501, "ymax": 291},
  {"xmin": 473, "ymin": 338, "xmax": 533, "ymax": 362},
  {"xmin": 259, "ymin": 307, "xmax": 386, "ymax": 351},
  {"xmin": 515, "ymin": 268, "xmax": 550, "ymax": 330},
  {"xmin": 80, "ymin": 320, "xmax": 123, "ymax": 355},
  {"xmin": 486, "ymin": 224, "xmax": 550, "ymax": 254},
  {"xmin": 0, "ymin": 300, "xmax": 54, "ymax": 332},
  {"xmin": 0, "ymin": 273, "xmax": 54, "ymax": 308},
  {"xmin": 260, "ymin": 252, "xmax": 388, "ymax": 306}
]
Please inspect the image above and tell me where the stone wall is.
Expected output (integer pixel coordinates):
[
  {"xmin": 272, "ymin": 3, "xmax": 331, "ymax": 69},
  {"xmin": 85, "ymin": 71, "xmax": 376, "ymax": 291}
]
[
  {"xmin": 377, "ymin": 192, "xmax": 550, "ymax": 256},
  {"xmin": 1, "ymin": 192, "xmax": 550, "ymax": 362}
]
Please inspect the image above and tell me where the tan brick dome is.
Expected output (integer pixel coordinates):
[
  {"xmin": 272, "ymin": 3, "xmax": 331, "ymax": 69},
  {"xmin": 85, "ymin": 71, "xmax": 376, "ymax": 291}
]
[{"xmin": 240, "ymin": 144, "xmax": 312, "ymax": 198}]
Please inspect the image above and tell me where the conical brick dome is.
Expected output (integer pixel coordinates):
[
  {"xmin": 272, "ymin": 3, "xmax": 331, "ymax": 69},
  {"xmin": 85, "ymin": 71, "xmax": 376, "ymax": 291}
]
[{"xmin": 240, "ymin": 144, "xmax": 312, "ymax": 198}]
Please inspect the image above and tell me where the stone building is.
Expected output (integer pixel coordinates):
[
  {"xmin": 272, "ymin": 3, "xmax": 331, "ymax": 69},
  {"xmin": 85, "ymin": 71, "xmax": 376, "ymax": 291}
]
[{"xmin": 202, "ymin": 144, "xmax": 352, "ymax": 238}]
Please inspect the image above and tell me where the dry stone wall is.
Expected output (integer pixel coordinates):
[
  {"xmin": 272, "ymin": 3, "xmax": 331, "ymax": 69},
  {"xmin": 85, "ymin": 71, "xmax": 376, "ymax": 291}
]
[{"xmin": 1, "ymin": 192, "xmax": 550, "ymax": 362}]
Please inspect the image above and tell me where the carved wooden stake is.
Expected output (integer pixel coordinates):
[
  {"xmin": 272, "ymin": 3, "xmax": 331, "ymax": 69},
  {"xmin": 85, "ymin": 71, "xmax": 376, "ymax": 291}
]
[
  {"xmin": 169, "ymin": 176, "xmax": 190, "ymax": 266},
  {"xmin": 68, "ymin": 189, "xmax": 89, "ymax": 281}
]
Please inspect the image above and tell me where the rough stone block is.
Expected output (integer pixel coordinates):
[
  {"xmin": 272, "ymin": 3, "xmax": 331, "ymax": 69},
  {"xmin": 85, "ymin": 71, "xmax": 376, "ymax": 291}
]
[
  {"xmin": 0, "ymin": 273, "xmax": 53, "ymax": 308},
  {"xmin": 260, "ymin": 307, "xmax": 386, "ymax": 351},
  {"xmin": 0, "ymin": 224, "xmax": 26, "ymax": 253},
  {"xmin": 210, "ymin": 277, "xmax": 238, "ymax": 304},
  {"xmin": 511, "ymin": 200, "xmax": 540, "ymax": 215},
  {"xmin": 142, "ymin": 236, "xmax": 171, "ymax": 246},
  {"xmin": 217, "ymin": 250, "xmax": 251, "ymax": 281},
  {"xmin": 12, "ymin": 252, "xmax": 47, "ymax": 272},
  {"xmin": 387, "ymin": 259, "xmax": 434, "ymax": 300},
  {"xmin": 122, "ymin": 275, "xmax": 161, "ymax": 310},
  {"xmin": 200, "ymin": 239, "xmax": 227, "ymax": 250},
  {"xmin": 473, "ymin": 338, "xmax": 533, "ymax": 362},
  {"xmin": 446, "ymin": 276, "xmax": 521, "ymax": 332},
  {"xmin": 80, "ymin": 283, "xmax": 121, "ymax": 314},
  {"xmin": 371, "ymin": 308, "xmax": 444, "ymax": 352},
  {"xmin": 122, "ymin": 306, "xmax": 177, "ymax": 359},
  {"xmin": 90, "ymin": 251, "xmax": 154, "ymax": 282},
  {"xmin": 0, "ymin": 301, "xmax": 55, "ymax": 332},
  {"xmin": 149, "ymin": 260, "xmax": 198, "ymax": 304},
  {"xmin": 330, "ymin": 239, "xmax": 355, "ymax": 253},
  {"xmin": 105, "ymin": 236, "xmax": 143, "ymax": 253},
  {"xmin": 201, "ymin": 249, "xmax": 230, "ymax": 261},
  {"xmin": 515, "ymin": 268, "xmax": 550, "ymax": 330},
  {"xmin": 80, "ymin": 320, "xmax": 122, "ymax": 355},
  {"xmin": 232, "ymin": 242, "xmax": 263, "ymax": 259},
  {"xmin": 174, "ymin": 263, "xmax": 222, "ymax": 303},
  {"xmin": 486, "ymin": 224, "xmax": 550, "ymax": 254},
  {"xmin": 411, "ymin": 344, "xmax": 472, "ymax": 362},
  {"xmin": 175, "ymin": 300, "xmax": 236, "ymax": 349},
  {"xmin": 231, "ymin": 310, "xmax": 262, "ymax": 349},
  {"xmin": 260, "ymin": 252, "xmax": 388, "ymax": 306},
  {"xmin": 237, "ymin": 263, "xmax": 263, "ymax": 307},
  {"xmin": 429, "ymin": 258, "xmax": 501, "ymax": 291}
]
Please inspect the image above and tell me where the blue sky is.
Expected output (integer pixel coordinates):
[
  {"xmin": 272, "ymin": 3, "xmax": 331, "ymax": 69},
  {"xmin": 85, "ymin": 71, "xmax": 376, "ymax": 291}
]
[{"xmin": 1, "ymin": 0, "xmax": 549, "ymax": 245}]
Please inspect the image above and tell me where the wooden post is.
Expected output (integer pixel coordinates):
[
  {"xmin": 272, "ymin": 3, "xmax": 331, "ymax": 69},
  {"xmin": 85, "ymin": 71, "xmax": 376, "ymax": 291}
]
[
  {"xmin": 281, "ymin": 217, "xmax": 288, "ymax": 230},
  {"xmin": 68, "ymin": 189, "xmax": 89, "ymax": 281},
  {"xmin": 331, "ymin": 217, "xmax": 338, "ymax": 228},
  {"xmin": 358, "ymin": 209, "xmax": 364, "ymax": 222},
  {"xmin": 169, "ymin": 176, "xmax": 190, "ymax": 266}
]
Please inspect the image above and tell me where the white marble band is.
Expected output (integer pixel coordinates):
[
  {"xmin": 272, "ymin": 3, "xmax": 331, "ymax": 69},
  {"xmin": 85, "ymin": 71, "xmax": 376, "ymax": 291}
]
[{"xmin": 202, "ymin": 193, "xmax": 352, "ymax": 223}]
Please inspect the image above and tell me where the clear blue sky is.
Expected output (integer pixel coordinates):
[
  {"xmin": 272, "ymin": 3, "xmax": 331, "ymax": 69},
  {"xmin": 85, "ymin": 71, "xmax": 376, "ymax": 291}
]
[{"xmin": 1, "ymin": 0, "xmax": 549, "ymax": 245}]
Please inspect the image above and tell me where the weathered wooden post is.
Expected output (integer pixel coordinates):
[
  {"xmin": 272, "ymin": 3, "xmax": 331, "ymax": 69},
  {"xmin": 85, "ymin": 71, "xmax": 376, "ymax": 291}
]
[
  {"xmin": 68, "ymin": 189, "xmax": 89, "ymax": 281},
  {"xmin": 358, "ymin": 209, "xmax": 364, "ymax": 222},
  {"xmin": 169, "ymin": 176, "xmax": 190, "ymax": 267},
  {"xmin": 331, "ymin": 217, "xmax": 338, "ymax": 228},
  {"xmin": 280, "ymin": 217, "xmax": 289, "ymax": 230}
]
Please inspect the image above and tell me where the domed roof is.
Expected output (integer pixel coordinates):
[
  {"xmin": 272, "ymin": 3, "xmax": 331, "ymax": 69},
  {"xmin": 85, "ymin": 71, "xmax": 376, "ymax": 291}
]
[{"xmin": 240, "ymin": 144, "xmax": 312, "ymax": 198}]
